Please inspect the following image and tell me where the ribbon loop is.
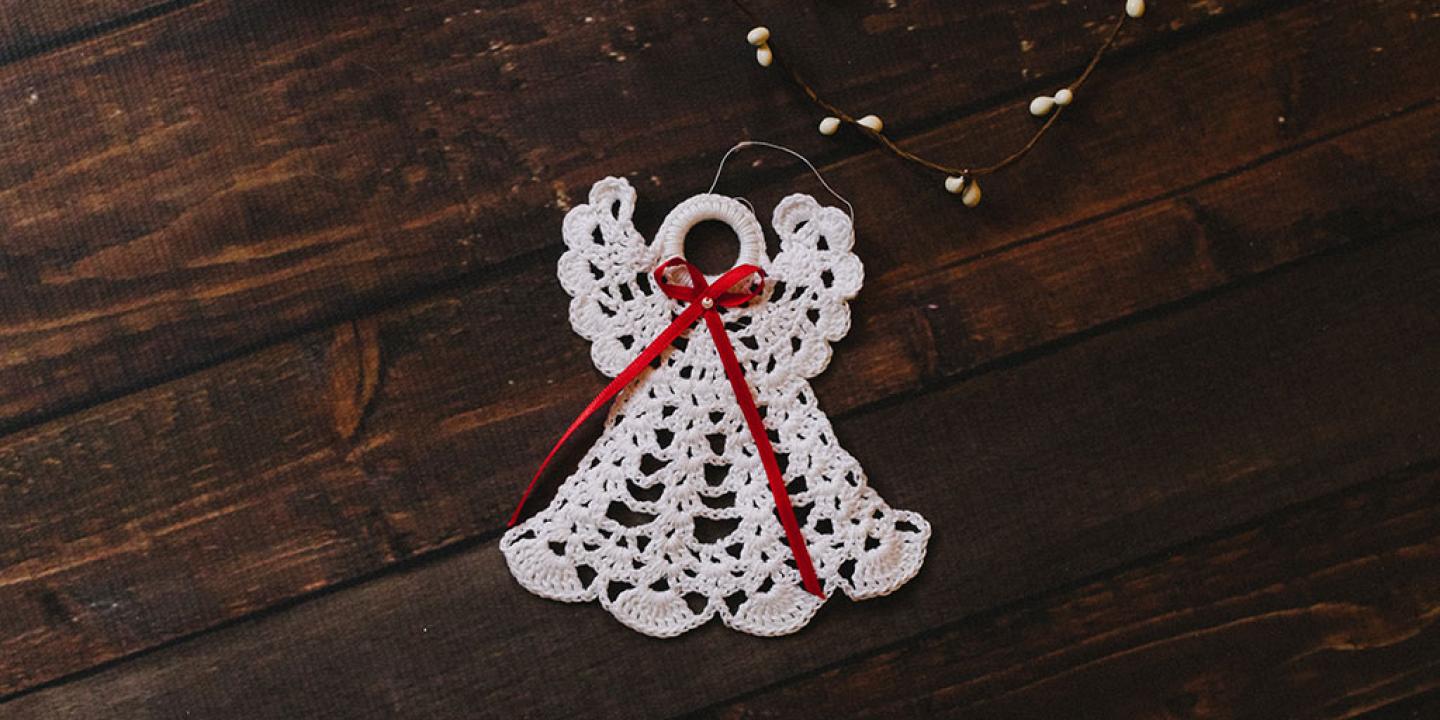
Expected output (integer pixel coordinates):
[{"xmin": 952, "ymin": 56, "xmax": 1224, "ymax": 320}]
[
  {"xmin": 512, "ymin": 257, "xmax": 824, "ymax": 599},
  {"xmin": 655, "ymin": 257, "xmax": 765, "ymax": 307}
]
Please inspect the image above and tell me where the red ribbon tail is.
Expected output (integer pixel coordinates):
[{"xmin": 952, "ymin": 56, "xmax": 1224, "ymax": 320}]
[
  {"xmin": 509, "ymin": 301, "xmax": 707, "ymax": 526},
  {"xmin": 703, "ymin": 312, "xmax": 826, "ymax": 600}
]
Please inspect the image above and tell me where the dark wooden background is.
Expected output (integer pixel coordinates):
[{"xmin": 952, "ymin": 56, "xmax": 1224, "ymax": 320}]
[{"xmin": 1, "ymin": 0, "xmax": 1437, "ymax": 717}]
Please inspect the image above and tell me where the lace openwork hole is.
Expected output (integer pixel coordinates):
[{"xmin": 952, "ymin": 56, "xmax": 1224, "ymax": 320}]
[{"xmin": 683, "ymin": 220, "xmax": 743, "ymax": 275}]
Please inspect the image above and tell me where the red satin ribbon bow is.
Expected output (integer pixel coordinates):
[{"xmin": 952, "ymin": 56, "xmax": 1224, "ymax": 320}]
[{"xmin": 509, "ymin": 257, "xmax": 825, "ymax": 599}]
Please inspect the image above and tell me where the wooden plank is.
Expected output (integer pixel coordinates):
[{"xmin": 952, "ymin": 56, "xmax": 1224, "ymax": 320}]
[
  {"xmin": 5, "ymin": 0, "xmax": 1426, "ymax": 432},
  {"xmin": 692, "ymin": 464, "xmax": 1440, "ymax": 720},
  {"xmin": 4, "ymin": 213, "xmax": 1438, "ymax": 719},
  {"xmin": 2, "ymin": 75, "xmax": 1438, "ymax": 698},
  {"xmin": 0, "ymin": 1, "xmax": 185, "ymax": 63}
]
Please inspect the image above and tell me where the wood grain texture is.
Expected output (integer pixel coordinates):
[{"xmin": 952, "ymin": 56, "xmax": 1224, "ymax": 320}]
[
  {"xmin": 3, "ymin": 210, "xmax": 1439, "ymax": 718},
  {"xmin": 2, "ymin": 0, "xmax": 1435, "ymax": 713},
  {"xmin": 693, "ymin": 463, "xmax": 1440, "ymax": 720},
  {"xmin": 2, "ymin": 17, "xmax": 1438, "ymax": 694},
  {"xmin": 0, "ymin": 0, "xmax": 1330, "ymax": 433}
]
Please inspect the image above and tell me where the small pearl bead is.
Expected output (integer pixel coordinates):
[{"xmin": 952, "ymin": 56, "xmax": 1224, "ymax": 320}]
[
  {"xmin": 746, "ymin": 27, "xmax": 770, "ymax": 46},
  {"xmin": 944, "ymin": 176, "xmax": 966, "ymax": 194},
  {"xmin": 818, "ymin": 116, "xmax": 841, "ymax": 136},
  {"xmin": 1029, "ymin": 95, "xmax": 1056, "ymax": 117},
  {"xmin": 1054, "ymin": 88, "xmax": 1074, "ymax": 106},
  {"xmin": 857, "ymin": 114, "xmax": 883, "ymax": 132},
  {"xmin": 1126, "ymin": 0, "xmax": 1146, "ymax": 18},
  {"xmin": 962, "ymin": 179, "xmax": 982, "ymax": 207},
  {"xmin": 701, "ymin": 297, "xmax": 715, "ymax": 309},
  {"xmin": 755, "ymin": 45, "xmax": 773, "ymax": 67}
]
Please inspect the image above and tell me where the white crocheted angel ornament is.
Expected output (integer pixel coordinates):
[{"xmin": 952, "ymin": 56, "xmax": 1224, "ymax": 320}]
[{"xmin": 502, "ymin": 177, "xmax": 930, "ymax": 637}]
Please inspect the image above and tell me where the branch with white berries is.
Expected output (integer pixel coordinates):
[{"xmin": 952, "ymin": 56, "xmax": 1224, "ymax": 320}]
[{"xmin": 735, "ymin": 0, "xmax": 1147, "ymax": 203}]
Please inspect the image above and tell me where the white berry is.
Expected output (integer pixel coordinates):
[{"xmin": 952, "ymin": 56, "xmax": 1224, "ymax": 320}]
[
  {"xmin": 1126, "ymin": 0, "xmax": 1146, "ymax": 18},
  {"xmin": 746, "ymin": 27, "xmax": 770, "ymax": 46},
  {"xmin": 818, "ymin": 117, "xmax": 841, "ymax": 136},
  {"xmin": 1054, "ymin": 88, "xmax": 1074, "ymax": 106},
  {"xmin": 944, "ymin": 176, "xmax": 966, "ymax": 194},
  {"xmin": 857, "ymin": 114, "xmax": 883, "ymax": 132},
  {"xmin": 755, "ymin": 46, "xmax": 773, "ymax": 67},
  {"xmin": 1029, "ymin": 95, "xmax": 1056, "ymax": 116},
  {"xmin": 962, "ymin": 179, "xmax": 982, "ymax": 207}
]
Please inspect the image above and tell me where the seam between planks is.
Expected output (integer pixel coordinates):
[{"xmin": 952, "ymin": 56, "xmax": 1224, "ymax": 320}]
[
  {"xmin": 837, "ymin": 206, "xmax": 1440, "ymax": 422},
  {"xmin": 1347, "ymin": 684, "xmax": 1440, "ymax": 719},
  {"xmin": 0, "ymin": 0, "xmax": 212, "ymax": 67},
  {"xmin": 911, "ymin": 95, "xmax": 1440, "ymax": 281},
  {"xmin": 0, "ymin": 520, "xmax": 506, "ymax": 706}
]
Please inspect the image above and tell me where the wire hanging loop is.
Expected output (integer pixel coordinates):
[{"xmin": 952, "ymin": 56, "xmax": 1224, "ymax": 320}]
[{"xmin": 708, "ymin": 140, "xmax": 856, "ymax": 222}]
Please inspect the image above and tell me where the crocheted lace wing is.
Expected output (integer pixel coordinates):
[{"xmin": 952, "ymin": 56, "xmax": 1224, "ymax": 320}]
[
  {"xmin": 555, "ymin": 177, "xmax": 671, "ymax": 377},
  {"xmin": 750, "ymin": 192, "xmax": 865, "ymax": 382},
  {"xmin": 503, "ymin": 178, "xmax": 930, "ymax": 637}
]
